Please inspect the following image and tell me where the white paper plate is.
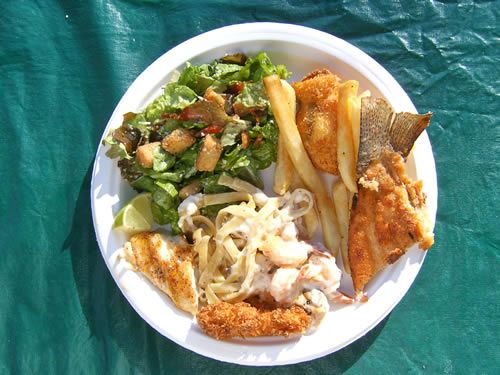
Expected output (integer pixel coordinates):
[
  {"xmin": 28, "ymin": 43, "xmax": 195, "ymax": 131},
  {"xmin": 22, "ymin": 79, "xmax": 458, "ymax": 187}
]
[{"xmin": 91, "ymin": 23, "xmax": 437, "ymax": 366}]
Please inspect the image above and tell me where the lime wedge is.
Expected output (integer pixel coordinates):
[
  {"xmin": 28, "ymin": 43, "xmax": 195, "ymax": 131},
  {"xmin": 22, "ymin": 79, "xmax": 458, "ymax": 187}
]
[{"xmin": 113, "ymin": 193, "xmax": 154, "ymax": 234}]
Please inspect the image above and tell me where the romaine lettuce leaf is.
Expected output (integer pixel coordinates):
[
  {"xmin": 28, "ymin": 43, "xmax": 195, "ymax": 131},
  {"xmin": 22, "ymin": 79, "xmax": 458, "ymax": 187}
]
[
  {"xmin": 249, "ymin": 118, "xmax": 279, "ymax": 143},
  {"xmin": 152, "ymin": 146, "xmax": 176, "ymax": 172},
  {"xmin": 232, "ymin": 81, "xmax": 268, "ymax": 114},
  {"xmin": 218, "ymin": 145, "xmax": 251, "ymax": 171},
  {"xmin": 200, "ymin": 174, "xmax": 232, "ymax": 194},
  {"xmin": 130, "ymin": 176, "xmax": 156, "ymax": 192},
  {"xmin": 251, "ymin": 140, "xmax": 276, "ymax": 169},
  {"xmin": 144, "ymin": 83, "xmax": 197, "ymax": 121},
  {"xmin": 236, "ymin": 165, "xmax": 264, "ymax": 189},
  {"xmin": 211, "ymin": 62, "xmax": 244, "ymax": 82},
  {"xmin": 178, "ymin": 63, "xmax": 217, "ymax": 95},
  {"xmin": 238, "ymin": 52, "xmax": 291, "ymax": 82},
  {"xmin": 103, "ymin": 135, "xmax": 131, "ymax": 159},
  {"xmin": 220, "ymin": 120, "xmax": 248, "ymax": 147},
  {"xmin": 172, "ymin": 143, "xmax": 199, "ymax": 179},
  {"xmin": 151, "ymin": 181, "xmax": 181, "ymax": 233}
]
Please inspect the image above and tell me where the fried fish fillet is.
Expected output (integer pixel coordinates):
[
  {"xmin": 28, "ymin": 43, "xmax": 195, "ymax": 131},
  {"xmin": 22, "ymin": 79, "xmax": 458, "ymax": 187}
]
[
  {"xmin": 292, "ymin": 69, "xmax": 341, "ymax": 175},
  {"xmin": 348, "ymin": 151, "xmax": 434, "ymax": 292},
  {"xmin": 196, "ymin": 302, "xmax": 311, "ymax": 340},
  {"xmin": 348, "ymin": 97, "xmax": 434, "ymax": 293},
  {"xmin": 124, "ymin": 232, "xmax": 198, "ymax": 315}
]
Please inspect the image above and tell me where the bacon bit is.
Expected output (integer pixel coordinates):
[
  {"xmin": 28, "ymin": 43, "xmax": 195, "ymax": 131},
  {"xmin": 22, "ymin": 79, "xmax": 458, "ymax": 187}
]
[
  {"xmin": 203, "ymin": 125, "xmax": 223, "ymax": 134},
  {"xmin": 161, "ymin": 112, "xmax": 180, "ymax": 119},
  {"xmin": 253, "ymin": 135, "xmax": 263, "ymax": 148},
  {"xmin": 241, "ymin": 131, "xmax": 250, "ymax": 149},
  {"xmin": 229, "ymin": 81, "xmax": 244, "ymax": 94}
]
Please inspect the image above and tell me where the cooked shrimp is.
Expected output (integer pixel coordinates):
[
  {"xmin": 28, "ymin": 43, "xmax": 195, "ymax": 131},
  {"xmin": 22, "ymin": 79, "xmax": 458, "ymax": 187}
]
[{"xmin": 260, "ymin": 236, "xmax": 311, "ymax": 267}]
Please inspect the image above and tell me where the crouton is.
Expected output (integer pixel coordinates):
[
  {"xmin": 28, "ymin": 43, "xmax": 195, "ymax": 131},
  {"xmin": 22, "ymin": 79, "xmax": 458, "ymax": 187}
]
[
  {"xmin": 196, "ymin": 134, "xmax": 223, "ymax": 172},
  {"xmin": 135, "ymin": 142, "xmax": 161, "ymax": 168},
  {"xmin": 162, "ymin": 128, "xmax": 196, "ymax": 155},
  {"xmin": 204, "ymin": 87, "xmax": 225, "ymax": 109}
]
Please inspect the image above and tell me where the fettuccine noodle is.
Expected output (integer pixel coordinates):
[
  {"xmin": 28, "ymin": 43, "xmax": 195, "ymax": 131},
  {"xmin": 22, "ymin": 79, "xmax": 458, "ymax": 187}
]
[{"xmin": 178, "ymin": 176, "xmax": 315, "ymax": 305}]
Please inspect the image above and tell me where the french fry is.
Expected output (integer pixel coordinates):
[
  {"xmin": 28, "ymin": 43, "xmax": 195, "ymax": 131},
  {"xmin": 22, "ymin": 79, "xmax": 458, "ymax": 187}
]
[
  {"xmin": 273, "ymin": 80, "xmax": 296, "ymax": 195},
  {"xmin": 281, "ymin": 79, "xmax": 296, "ymax": 115},
  {"xmin": 332, "ymin": 179, "xmax": 350, "ymax": 274},
  {"xmin": 273, "ymin": 136, "xmax": 294, "ymax": 195},
  {"xmin": 264, "ymin": 75, "xmax": 341, "ymax": 255},
  {"xmin": 337, "ymin": 80, "xmax": 359, "ymax": 193}
]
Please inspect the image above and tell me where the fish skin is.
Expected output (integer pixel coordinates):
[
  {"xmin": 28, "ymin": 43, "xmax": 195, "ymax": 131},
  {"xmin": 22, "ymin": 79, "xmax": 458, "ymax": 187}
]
[{"xmin": 357, "ymin": 97, "xmax": 432, "ymax": 176}]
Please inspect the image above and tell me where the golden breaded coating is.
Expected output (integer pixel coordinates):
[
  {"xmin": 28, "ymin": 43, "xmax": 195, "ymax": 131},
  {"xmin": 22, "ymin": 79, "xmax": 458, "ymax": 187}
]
[
  {"xmin": 292, "ymin": 69, "xmax": 341, "ymax": 175},
  {"xmin": 348, "ymin": 151, "xmax": 434, "ymax": 293},
  {"xmin": 196, "ymin": 302, "xmax": 311, "ymax": 340}
]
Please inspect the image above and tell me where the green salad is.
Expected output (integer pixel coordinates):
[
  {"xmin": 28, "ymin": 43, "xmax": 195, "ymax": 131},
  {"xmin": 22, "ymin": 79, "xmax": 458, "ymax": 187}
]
[{"xmin": 104, "ymin": 52, "xmax": 290, "ymax": 233}]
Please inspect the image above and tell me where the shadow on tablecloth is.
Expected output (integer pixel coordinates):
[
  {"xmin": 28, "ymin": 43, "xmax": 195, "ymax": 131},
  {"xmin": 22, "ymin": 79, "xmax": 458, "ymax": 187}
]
[{"xmin": 63, "ymin": 162, "xmax": 388, "ymax": 373}]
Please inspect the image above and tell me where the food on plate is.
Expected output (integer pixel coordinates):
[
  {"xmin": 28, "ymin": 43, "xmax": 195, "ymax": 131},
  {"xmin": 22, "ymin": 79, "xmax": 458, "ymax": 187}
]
[
  {"xmin": 272, "ymin": 80, "xmax": 296, "ymax": 196},
  {"xmin": 123, "ymin": 232, "xmax": 198, "ymax": 315},
  {"xmin": 264, "ymin": 75, "xmax": 341, "ymax": 255},
  {"xmin": 273, "ymin": 135, "xmax": 294, "ymax": 195},
  {"xmin": 177, "ymin": 176, "xmax": 346, "ymax": 338},
  {"xmin": 350, "ymin": 89, "xmax": 371, "ymax": 160},
  {"xmin": 112, "ymin": 193, "xmax": 155, "ymax": 234},
  {"xmin": 292, "ymin": 69, "xmax": 341, "ymax": 175},
  {"xmin": 104, "ymin": 52, "xmax": 289, "ymax": 233},
  {"xmin": 195, "ymin": 134, "xmax": 223, "ymax": 172},
  {"xmin": 348, "ymin": 97, "xmax": 434, "ymax": 294},
  {"xmin": 161, "ymin": 128, "xmax": 196, "ymax": 155},
  {"xmin": 197, "ymin": 302, "xmax": 311, "ymax": 340},
  {"xmin": 104, "ymin": 51, "xmax": 435, "ymax": 340},
  {"xmin": 332, "ymin": 180, "xmax": 351, "ymax": 274},
  {"xmin": 336, "ymin": 80, "xmax": 359, "ymax": 193}
]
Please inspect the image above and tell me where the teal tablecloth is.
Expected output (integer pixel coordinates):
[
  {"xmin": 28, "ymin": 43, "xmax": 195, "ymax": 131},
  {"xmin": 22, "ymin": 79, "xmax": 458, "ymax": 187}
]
[{"xmin": 1, "ymin": 1, "xmax": 498, "ymax": 373}]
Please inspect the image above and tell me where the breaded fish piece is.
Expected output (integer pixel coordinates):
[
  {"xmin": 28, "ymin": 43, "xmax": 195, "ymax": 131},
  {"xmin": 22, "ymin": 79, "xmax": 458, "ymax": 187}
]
[
  {"xmin": 348, "ymin": 97, "xmax": 434, "ymax": 293},
  {"xmin": 292, "ymin": 69, "xmax": 341, "ymax": 175},
  {"xmin": 124, "ymin": 232, "xmax": 198, "ymax": 315},
  {"xmin": 196, "ymin": 302, "xmax": 311, "ymax": 340},
  {"xmin": 348, "ymin": 151, "xmax": 434, "ymax": 293}
]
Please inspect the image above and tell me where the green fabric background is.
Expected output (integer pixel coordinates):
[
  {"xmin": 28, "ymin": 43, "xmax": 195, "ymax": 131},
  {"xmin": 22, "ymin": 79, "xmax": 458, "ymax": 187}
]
[{"xmin": 1, "ymin": 0, "xmax": 498, "ymax": 373}]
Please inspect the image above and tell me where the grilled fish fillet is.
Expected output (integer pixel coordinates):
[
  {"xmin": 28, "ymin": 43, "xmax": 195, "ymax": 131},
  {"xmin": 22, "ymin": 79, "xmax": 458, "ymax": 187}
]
[
  {"xmin": 348, "ymin": 97, "xmax": 434, "ymax": 293},
  {"xmin": 292, "ymin": 69, "xmax": 341, "ymax": 175},
  {"xmin": 196, "ymin": 302, "xmax": 311, "ymax": 340},
  {"xmin": 124, "ymin": 232, "xmax": 198, "ymax": 315}
]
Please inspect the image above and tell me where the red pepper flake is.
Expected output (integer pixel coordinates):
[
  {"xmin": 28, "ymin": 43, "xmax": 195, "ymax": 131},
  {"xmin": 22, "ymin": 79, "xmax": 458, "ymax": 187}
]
[
  {"xmin": 203, "ymin": 125, "xmax": 223, "ymax": 134},
  {"xmin": 161, "ymin": 112, "xmax": 180, "ymax": 119},
  {"xmin": 229, "ymin": 81, "xmax": 244, "ymax": 94}
]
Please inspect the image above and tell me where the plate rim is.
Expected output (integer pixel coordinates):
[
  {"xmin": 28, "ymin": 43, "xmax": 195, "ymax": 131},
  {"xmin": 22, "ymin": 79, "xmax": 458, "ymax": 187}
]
[{"xmin": 90, "ymin": 22, "xmax": 438, "ymax": 366}]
